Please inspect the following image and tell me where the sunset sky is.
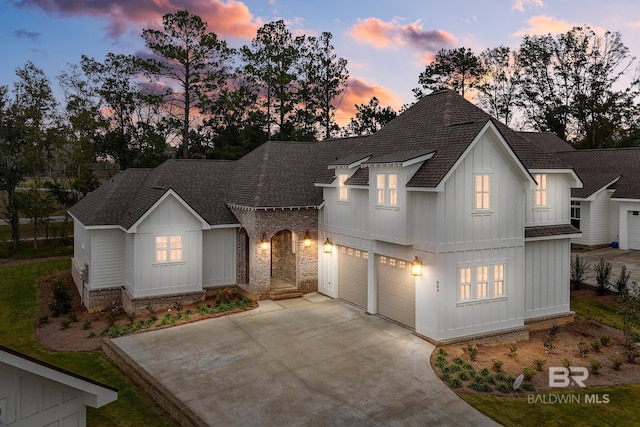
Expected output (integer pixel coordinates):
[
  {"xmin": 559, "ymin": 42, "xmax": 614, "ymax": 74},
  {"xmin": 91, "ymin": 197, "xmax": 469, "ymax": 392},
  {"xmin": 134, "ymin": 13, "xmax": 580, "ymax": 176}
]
[{"xmin": 3, "ymin": 0, "xmax": 640, "ymax": 122}]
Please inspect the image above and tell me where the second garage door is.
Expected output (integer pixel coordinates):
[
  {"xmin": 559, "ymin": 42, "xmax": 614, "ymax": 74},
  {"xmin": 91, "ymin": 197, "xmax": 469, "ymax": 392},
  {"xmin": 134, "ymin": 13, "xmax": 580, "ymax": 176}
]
[
  {"xmin": 338, "ymin": 246, "xmax": 368, "ymax": 308},
  {"xmin": 377, "ymin": 255, "xmax": 415, "ymax": 328}
]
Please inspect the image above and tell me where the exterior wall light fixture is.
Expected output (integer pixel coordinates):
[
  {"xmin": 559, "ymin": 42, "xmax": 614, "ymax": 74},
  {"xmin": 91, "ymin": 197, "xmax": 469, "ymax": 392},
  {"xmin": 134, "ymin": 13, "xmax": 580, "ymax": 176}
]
[
  {"xmin": 411, "ymin": 256, "xmax": 423, "ymax": 277},
  {"xmin": 260, "ymin": 232, "xmax": 269, "ymax": 252},
  {"xmin": 303, "ymin": 229, "xmax": 312, "ymax": 247},
  {"xmin": 323, "ymin": 238, "xmax": 333, "ymax": 254}
]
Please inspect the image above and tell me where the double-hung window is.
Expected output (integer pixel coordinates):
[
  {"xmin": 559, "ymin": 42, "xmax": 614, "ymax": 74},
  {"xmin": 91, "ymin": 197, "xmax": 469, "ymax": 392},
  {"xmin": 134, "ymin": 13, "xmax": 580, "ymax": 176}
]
[
  {"xmin": 155, "ymin": 235, "xmax": 183, "ymax": 263},
  {"xmin": 570, "ymin": 201, "xmax": 581, "ymax": 229},
  {"xmin": 376, "ymin": 173, "xmax": 398, "ymax": 207},
  {"xmin": 534, "ymin": 174, "xmax": 548, "ymax": 206},
  {"xmin": 474, "ymin": 174, "xmax": 490, "ymax": 211}
]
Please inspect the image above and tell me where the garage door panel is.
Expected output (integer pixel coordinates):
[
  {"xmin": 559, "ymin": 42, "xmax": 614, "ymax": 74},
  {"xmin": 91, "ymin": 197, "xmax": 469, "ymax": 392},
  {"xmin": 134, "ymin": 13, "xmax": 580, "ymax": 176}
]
[
  {"xmin": 377, "ymin": 256, "xmax": 415, "ymax": 328},
  {"xmin": 338, "ymin": 247, "xmax": 367, "ymax": 308}
]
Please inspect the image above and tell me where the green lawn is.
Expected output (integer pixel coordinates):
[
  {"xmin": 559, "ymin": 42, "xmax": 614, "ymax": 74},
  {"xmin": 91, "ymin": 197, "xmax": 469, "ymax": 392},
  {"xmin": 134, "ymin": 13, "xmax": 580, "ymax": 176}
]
[
  {"xmin": 458, "ymin": 294, "xmax": 640, "ymax": 426},
  {"xmin": 0, "ymin": 259, "xmax": 179, "ymax": 426}
]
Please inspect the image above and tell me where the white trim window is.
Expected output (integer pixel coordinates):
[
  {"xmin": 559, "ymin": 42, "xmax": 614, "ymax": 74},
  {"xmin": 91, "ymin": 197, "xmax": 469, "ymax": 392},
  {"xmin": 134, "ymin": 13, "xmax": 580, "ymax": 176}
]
[
  {"xmin": 155, "ymin": 235, "xmax": 183, "ymax": 263},
  {"xmin": 493, "ymin": 264, "xmax": 504, "ymax": 296},
  {"xmin": 570, "ymin": 201, "xmax": 581, "ymax": 229},
  {"xmin": 534, "ymin": 174, "xmax": 547, "ymax": 206},
  {"xmin": 338, "ymin": 173, "xmax": 349, "ymax": 202},
  {"xmin": 458, "ymin": 263, "xmax": 506, "ymax": 302},
  {"xmin": 376, "ymin": 173, "xmax": 399, "ymax": 206},
  {"xmin": 459, "ymin": 267, "xmax": 472, "ymax": 301},
  {"xmin": 474, "ymin": 174, "xmax": 490, "ymax": 210}
]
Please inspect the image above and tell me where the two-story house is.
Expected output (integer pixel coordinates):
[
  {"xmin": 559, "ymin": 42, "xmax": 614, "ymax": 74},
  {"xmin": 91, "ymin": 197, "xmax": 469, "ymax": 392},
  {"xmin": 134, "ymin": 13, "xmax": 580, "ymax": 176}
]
[{"xmin": 69, "ymin": 90, "xmax": 582, "ymax": 343}]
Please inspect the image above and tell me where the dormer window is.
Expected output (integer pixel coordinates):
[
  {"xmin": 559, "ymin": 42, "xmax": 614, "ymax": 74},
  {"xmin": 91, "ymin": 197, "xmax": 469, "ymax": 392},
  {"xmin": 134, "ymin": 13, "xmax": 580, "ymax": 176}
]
[
  {"xmin": 338, "ymin": 174, "xmax": 349, "ymax": 201},
  {"xmin": 376, "ymin": 173, "xmax": 398, "ymax": 206},
  {"xmin": 534, "ymin": 174, "xmax": 547, "ymax": 206}
]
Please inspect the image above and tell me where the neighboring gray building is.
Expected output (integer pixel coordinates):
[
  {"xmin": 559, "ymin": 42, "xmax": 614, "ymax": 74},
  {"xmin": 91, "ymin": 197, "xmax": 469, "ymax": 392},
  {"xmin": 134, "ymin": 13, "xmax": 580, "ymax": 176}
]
[{"xmin": 69, "ymin": 90, "xmax": 585, "ymax": 343}]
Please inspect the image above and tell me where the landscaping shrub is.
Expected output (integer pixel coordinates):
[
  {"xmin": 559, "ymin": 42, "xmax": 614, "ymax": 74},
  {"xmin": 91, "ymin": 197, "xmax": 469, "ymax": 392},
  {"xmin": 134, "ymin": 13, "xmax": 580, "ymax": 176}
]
[
  {"xmin": 562, "ymin": 358, "xmax": 572, "ymax": 368},
  {"xmin": 449, "ymin": 378, "xmax": 462, "ymax": 388},
  {"xmin": 612, "ymin": 359, "xmax": 623, "ymax": 371},
  {"xmin": 533, "ymin": 358, "xmax": 546, "ymax": 371},
  {"xmin": 600, "ymin": 334, "xmax": 611, "ymax": 347},
  {"xmin": 590, "ymin": 339, "xmax": 602, "ymax": 353},
  {"xmin": 522, "ymin": 367, "xmax": 537, "ymax": 381},
  {"xmin": 578, "ymin": 340, "xmax": 590, "ymax": 357},
  {"xmin": 491, "ymin": 359, "xmax": 504, "ymax": 373},
  {"xmin": 496, "ymin": 383, "xmax": 510, "ymax": 393},
  {"xmin": 48, "ymin": 277, "xmax": 72, "ymax": 317},
  {"xmin": 571, "ymin": 254, "xmax": 590, "ymax": 290},
  {"xmin": 467, "ymin": 343, "xmax": 478, "ymax": 361},
  {"xmin": 590, "ymin": 359, "xmax": 603, "ymax": 374},
  {"xmin": 615, "ymin": 265, "xmax": 631, "ymax": 296},
  {"xmin": 508, "ymin": 344, "xmax": 517, "ymax": 358},
  {"xmin": 594, "ymin": 258, "xmax": 612, "ymax": 296}
]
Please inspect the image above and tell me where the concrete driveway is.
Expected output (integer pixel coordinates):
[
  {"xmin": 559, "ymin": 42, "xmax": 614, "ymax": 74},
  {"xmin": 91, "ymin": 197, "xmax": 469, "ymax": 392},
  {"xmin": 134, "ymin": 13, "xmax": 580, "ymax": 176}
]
[
  {"xmin": 110, "ymin": 294, "xmax": 499, "ymax": 426},
  {"xmin": 573, "ymin": 247, "xmax": 640, "ymax": 290}
]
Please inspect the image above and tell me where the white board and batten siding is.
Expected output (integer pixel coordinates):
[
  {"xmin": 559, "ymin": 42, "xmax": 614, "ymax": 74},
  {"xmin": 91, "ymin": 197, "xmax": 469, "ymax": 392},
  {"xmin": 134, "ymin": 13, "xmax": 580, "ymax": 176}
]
[
  {"xmin": 524, "ymin": 239, "xmax": 570, "ymax": 319},
  {"xmin": 203, "ymin": 228, "xmax": 237, "ymax": 287},
  {"xmin": 90, "ymin": 229, "xmax": 125, "ymax": 289},
  {"xmin": 132, "ymin": 195, "xmax": 203, "ymax": 298},
  {"xmin": 574, "ymin": 190, "xmax": 616, "ymax": 246},
  {"xmin": 320, "ymin": 184, "xmax": 369, "ymax": 235},
  {"xmin": 525, "ymin": 173, "xmax": 572, "ymax": 226}
]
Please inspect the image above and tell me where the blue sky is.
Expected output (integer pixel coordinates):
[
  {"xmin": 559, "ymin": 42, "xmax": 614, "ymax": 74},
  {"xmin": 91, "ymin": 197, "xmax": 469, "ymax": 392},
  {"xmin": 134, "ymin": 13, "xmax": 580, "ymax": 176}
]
[{"xmin": 3, "ymin": 0, "xmax": 640, "ymax": 120}]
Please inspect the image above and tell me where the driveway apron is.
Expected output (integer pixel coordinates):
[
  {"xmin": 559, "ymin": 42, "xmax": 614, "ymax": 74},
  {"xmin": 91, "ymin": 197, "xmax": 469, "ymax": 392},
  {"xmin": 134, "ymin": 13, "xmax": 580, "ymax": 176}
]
[{"xmin": 111, "ymin": 296, "xmax": 499, "ymax": 426}]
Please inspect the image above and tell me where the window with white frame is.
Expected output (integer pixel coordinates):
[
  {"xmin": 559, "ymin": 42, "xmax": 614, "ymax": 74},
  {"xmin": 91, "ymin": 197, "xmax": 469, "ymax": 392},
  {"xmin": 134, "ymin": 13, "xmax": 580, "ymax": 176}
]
[
  {"xmin": 458, "ymin": 263, "xmax": 506, "ymax": 302},
  {"xmin": 474, "ymin": 174, "xmax": 490, "ymax": 210},
  {"xmin": 376, "ymin": 173, "xmax": 399, "ymax": 206},
  {"xmin": 459, "ymin": 267, "xmax": 472, "ymax": 301},
  {"xmin": 534, "ymin": 174, "xmax": 547, "ymax": 206},
  {"xmin": 494, "ymin": 264, "xmax": 504, "ymax": 296},
  {"xmin": 571, "ymin": 201, "xmax": 581, "ymax": 229},
  {"xmin": 476, "ymin": 266, "xmax": 488, "ymax": 299},
  {"xmin": 155, "ymin": 235, "xmax": 183, "ymax": 263},
  {"xmin": 338, "ymin": 173, "xmax": 349, "ymax": 201}
]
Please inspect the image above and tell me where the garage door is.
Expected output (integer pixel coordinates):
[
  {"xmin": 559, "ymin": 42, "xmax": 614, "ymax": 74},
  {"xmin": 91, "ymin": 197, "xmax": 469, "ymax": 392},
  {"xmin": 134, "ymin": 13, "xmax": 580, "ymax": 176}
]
[
  {"xmin": 629, "ymin": 211, "xmax": 640, "ymax": 250},
  {"xmin": 377, "ymin": 255, "xmax": 415, "ymax": 328},
  {"xmin": 338, "ymin": 246, "xmax": 368, "ymax": 308}
]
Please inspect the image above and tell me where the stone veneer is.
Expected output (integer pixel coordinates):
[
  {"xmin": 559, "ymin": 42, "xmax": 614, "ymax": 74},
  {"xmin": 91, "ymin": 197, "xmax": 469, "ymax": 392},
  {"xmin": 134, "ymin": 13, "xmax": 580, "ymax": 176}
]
[
  {"xmin": 121, "ymin": 289, "xmax": 206, "ymax": 315},
  {"xmin": 231, "ymin": 207, "xmax": 318, "ymax": 297}
]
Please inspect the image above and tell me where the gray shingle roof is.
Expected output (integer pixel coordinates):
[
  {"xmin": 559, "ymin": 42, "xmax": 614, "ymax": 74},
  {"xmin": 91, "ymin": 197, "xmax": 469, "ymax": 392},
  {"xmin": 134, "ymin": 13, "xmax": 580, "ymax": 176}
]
[
  {"xmin": 519, "ymin": 132, "xmax": 575, "ymax": 153},
  {"xmin": 69, "ymin": 160, "xmax": 237, "ymax": 228},
  {"xmin": 525, "ymin": 224, "xmax": 581, "ymax": 238},
  {"xmin": 554, "ymin": 148, "xmax": 640, "ymax": 199},
  {"xmin": 331, "ymin": 91, "xmax": 570, "ymax": 189}
]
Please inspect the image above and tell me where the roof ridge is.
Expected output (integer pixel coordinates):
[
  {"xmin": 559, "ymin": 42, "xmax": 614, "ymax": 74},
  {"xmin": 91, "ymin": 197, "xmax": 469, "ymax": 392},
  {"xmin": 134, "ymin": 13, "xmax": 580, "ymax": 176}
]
[{"xmin": 253, "ymin": 142, "xmax": 271, "ymax": 206}]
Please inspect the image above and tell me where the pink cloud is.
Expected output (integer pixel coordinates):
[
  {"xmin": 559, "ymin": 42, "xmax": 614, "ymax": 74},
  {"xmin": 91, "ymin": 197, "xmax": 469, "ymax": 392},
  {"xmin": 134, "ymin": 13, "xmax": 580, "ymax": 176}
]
[
  {"xmin": 350, "ymin": 17, "xmax": 456, "ymax": 53},
  {"xmin": 16, "ymin": 0, "xmax": 262, "ymax": 39},
  {"xmin": 334, "ymin": 77, "xmax": 403, "ymax": 126},
  {"xmin": 514, "ymin": 15, "xmax": 605, "ymax": 37},
  {"xmin": 512, "ymin": 0, "xmax": 544, "ymax": 13}
]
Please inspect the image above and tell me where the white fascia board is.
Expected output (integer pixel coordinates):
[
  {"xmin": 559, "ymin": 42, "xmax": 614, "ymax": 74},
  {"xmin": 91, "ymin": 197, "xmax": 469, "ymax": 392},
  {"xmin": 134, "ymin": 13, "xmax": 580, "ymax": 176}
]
[
  {"xmin": 127, "ymin": 188, "xmax": 210, "ymax": 233},
  {"xmin": 0, "ymin": 351, "xmax": 118, "ymax": 408},
  {"xmin": 402, "ymin": 152, "xmax": 435, "ymax": 167},
  {"xmin": 327, "ymin": 156, "xmax": 371, "ymax": 170},
  {"xmin": 436, "ymin": 121, "xmax": 536, "ymax": 192},
  {"xmin": 611, "ymin": 197, "xmax": 640, "ymax": 203},
  {"xmin": 208, "ymin": 223, "xmax": 241, "ymax": 229},
  {"xmin": 406, "ymin": 186, "xmax": 441, "ymax": 192},
  {"xmin": 68, "ymin": 212, "xmax": 127, "ymax": 232},
  {"xmin": 315, "ymin": 182, "xmax": 333, "ymax": 188},
  {"xmin": 529, "ymin": 168, "xmax": 584, "ymax": 189}
]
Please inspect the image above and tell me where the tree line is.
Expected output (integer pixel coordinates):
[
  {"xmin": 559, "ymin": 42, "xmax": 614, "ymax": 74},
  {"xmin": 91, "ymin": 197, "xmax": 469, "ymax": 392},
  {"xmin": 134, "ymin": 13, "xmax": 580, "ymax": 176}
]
[{"xmin": 2, "ymin": 11, "xmax": 640, "ymax": 251}]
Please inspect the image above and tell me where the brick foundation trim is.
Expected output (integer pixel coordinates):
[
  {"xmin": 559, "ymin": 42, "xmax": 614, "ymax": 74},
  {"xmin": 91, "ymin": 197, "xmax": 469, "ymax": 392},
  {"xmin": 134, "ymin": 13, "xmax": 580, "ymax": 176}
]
[
  {"xmin": 102, "ymin": 339, "xmax": 207, "ymax": 427},
  {"xmin": 121, "ymin": 289, "xmax": 206, "ymax": 315},
  {"xmin": 417, "ymin": 325, "xmax": 530, "ymax": 346},
  {"xmin": 524, "ymin": 311, "xmax": 575, "ymax": 332},
  {"xmin": 84, "ymin": 287, "xmax": 123, "ymax": 312}
]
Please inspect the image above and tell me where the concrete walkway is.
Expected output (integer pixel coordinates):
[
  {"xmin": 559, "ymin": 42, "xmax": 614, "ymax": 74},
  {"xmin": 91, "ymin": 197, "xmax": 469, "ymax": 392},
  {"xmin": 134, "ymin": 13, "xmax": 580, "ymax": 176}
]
[{"xmin": 111, "ymin": 295, "xmax": 499, "ymax": 426}]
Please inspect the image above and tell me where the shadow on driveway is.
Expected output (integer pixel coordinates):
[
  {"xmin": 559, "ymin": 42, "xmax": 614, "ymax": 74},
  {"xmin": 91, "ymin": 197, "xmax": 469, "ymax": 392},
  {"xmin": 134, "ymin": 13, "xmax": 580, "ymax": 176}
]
[{"xmin": 110, "ymin": 295, "xmax": 499, "ymax": 426}]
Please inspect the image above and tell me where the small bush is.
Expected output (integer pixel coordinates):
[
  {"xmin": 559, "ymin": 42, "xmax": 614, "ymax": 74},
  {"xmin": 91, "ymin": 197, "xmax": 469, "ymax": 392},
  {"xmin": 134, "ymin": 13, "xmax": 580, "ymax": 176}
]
[
  {"xmin": 449, "ymin": 378, "xmax": 462, "ymax": 388},
  {"xmin": 497, "ymin": 383, "xmax": 510, "ymax": 393},
  {"xmin": 453, "ymin": 357, "xmax": 465, "ymax": 366},
  {"xmin": 437, "ymin": 348, "xmax": 448, "ymax": 357},
  {"xmin": 561, "ymin": 358, "xmax": 572, "ymax": 368},
  {"xmin": 470, "ymin": 382, "xmax": 492, "ymax": 392},
  {"xmin": 626, "ymin": 350, "xmax": 639, "ymax": 364},
  {"xmin": 60, "ymin": 318, "xmax": 71, "ymax": 330},
  {"xmin": 88, "ymin": 331, "xmax": 96, "ymax": 338},
  {"xmin": 520, "ymin": 382, "xmax": 535, "ymax": 392},
  {"xmin": 543, "ymin": 336, "xmax": 556, "ymax": 351},
  {"xmin": 495, "ymin": 372, "xmax": 509, "ymax": 382},
  {"xmin": 571, "ymin": 254, "xmax": 590, "ymax": 290},
  {"xmin": 68, "ymin": 312, "xmax": 77, "ymax": 322},
  {"xmin": 436, "ymin": 356, "xmax": 447, "ymax": 369},
  {"xmin": 462, "ymin": 362, "xmax": 475, "ymax": 372},
  {"xmin": 480, "ymin": 367, "xmax": 490, "ymax": 377},
  {"xmin": 594, "ymin": 258, "xmax": 612, "ymax": 296},
  {"xmin": 107, "ymin": 311, "xmax": 118, "ymax": 327},
  {"xmin": 441, "ymin": 372, "xmax": 452, "ymax": 383},
  {"xmin": 126, "ymin": 311, "xmax": 136, "ymax": 324},
  {"xmin": 599, "ymin": 335, "xmax": 611, "ymax": 347},
  {"xmin": 533, "ymin": 358, "xmax": 547, "ymax": 371},
  {"xmin": 590, "ymin": 359, "xmax": 603, "ymax": 375},
  {"xmin": 611, "ymin": 359, "xmax": 623, "ymax": 371},
  {"xmin": 49, "ymin": 277, "xmax": 72, "ymax": 317},
  {"xmin": 467, "ymin": 344, "xmax": 478, "ymax": 361},
  {"xmin": 458, "ymin": 371, "xmax": 470, "ymax": 381},
  {"xmin": 173, "ymin": 301, "xmax": 183, "ymax": 312},
  {"xmin": 82, "ymin": 318, "xmax": 92, "ymax": 330},
  {"xmin": 615, "ymin": 265, "xmax": 631, "ymax": 296},
  {"xmin": 508, "ymin": 344, "xmax": 518, "ymax": 358},
  {"xmin": 522, "ymin": 367, "xmax": 537, "ymax": 381},
  {"xmin": 491, "ymin": 359, "xmax": 504, "ymax": 373},
  {"xmin": 590, "ymin": 339, "xmax": 602, "ymax": 353},
  {"xmin": 578, "ymin": 341, "xmax": 590, "ymax": 358},
  {"xmin": 549, "ymin": 323, "xmax": 560, "ymax": 339}
]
